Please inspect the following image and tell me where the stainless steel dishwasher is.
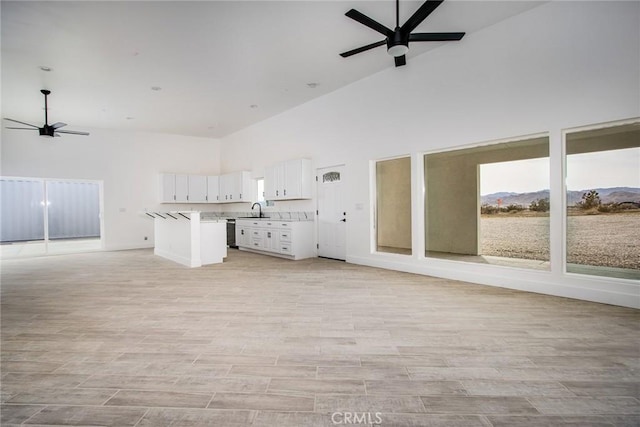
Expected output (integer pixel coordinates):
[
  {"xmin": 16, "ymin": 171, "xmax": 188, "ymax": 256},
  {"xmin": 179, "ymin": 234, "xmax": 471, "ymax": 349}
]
[{"xmin": 226, "ymin": 218, "xmax": 237, "ymax": 248}]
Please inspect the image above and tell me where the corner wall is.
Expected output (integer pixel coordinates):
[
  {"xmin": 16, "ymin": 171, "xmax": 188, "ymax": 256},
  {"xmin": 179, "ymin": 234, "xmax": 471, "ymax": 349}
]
[
  {"xmin": 0, "ymin": 128, "xmax": 221, "ymax": 250},
  {"xmin": 219, "ymin": 1, "xmax": 640, "ymax": 308}
]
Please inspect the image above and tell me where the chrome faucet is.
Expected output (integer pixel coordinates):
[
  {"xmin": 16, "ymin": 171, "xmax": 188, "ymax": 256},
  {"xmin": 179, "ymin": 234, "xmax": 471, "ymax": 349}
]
[{"xmin": 251, "ymin": 202, "xmax": 263, "ymax": 218}]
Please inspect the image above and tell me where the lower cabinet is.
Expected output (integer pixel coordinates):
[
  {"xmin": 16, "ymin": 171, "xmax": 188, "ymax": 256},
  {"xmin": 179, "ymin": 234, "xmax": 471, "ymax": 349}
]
[{"xmin": 235, "ymin": 219, "xmax": 315, "ymax": 260}]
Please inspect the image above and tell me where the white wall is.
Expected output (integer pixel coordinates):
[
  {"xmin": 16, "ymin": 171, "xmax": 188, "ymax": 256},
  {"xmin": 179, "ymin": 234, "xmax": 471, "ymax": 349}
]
[
  {"xmin": 220, "ymin": 1, "xmax": 640, "ymax": 307},
  {"xmin": 1, "ymin": 128, "xmax": 221, "ymax": 250}
]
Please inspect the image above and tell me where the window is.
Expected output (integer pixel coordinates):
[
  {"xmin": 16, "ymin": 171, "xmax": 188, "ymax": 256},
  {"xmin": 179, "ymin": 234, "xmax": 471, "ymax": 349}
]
[
  {"xmin": 0, "ymin": 178, "xmax": 45, "ymax": 243},
  {"xmin": 0, "ymin": 177, "xmax": 102, "ymax": 257},
  {"xmin": 256, "ymin": 178, "xmax": 265, "ymax": 203},
  {"xmin": 375, "ymin": 157, "xmax": 412, "ymax": 255},
  {"xmin": 424, "ymin": 136, "xmax": 550, "ymax": 270},
  {"xmin": 565, "ymin": 121, "xmax": 640, "ymax": 280}
]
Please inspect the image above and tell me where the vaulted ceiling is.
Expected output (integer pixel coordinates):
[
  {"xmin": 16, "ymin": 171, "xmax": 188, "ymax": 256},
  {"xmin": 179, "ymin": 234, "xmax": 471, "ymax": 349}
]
[{"xmin": 1, "ymin": 1, "xmax": 544, "ymax": 138}]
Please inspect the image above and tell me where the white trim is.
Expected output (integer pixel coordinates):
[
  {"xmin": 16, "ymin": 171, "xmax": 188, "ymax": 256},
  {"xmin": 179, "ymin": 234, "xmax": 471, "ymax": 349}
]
[
  {"xmin": 347, "ymin": 254, "xmax": 640, "ymax": 309},
  {"xmin": 0, "ymin": 175, "xmax": 105, "ymax": 256}
]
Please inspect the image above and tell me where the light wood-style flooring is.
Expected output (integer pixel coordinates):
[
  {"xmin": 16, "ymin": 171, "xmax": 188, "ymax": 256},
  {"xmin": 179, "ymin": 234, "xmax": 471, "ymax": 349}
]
[{"xmin": 1, "ymin": 249, "xmax": 639, "ymax": 426}]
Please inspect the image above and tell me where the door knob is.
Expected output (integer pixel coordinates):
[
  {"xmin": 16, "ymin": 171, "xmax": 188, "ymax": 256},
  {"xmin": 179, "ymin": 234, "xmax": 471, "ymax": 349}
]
[{"xmin": 340, "ymin": 218, "xmax": 346, "ymax": 222}]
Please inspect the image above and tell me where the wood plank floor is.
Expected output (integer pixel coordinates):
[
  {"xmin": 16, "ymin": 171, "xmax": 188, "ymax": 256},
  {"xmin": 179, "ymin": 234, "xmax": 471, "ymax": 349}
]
[{"xmin": 1, "ymin": 249, "xmax": 638, "ymax": 426}]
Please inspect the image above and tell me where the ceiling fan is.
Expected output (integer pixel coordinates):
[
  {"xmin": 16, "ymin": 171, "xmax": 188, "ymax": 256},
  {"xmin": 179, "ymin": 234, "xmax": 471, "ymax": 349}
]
[
  {"xmin": 340, "ymin": 0, "xmax": 465, "ymax": 67},
  {"xmin": 4, "ymin": 89, "xmax": 90, "ymax": 137}
]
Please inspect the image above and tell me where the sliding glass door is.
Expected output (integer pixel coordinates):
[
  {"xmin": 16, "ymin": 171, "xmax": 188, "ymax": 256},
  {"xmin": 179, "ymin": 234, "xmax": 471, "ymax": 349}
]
[{"xmin": 0, "ymin": 177, "xmax": 103, "ymax": 257}]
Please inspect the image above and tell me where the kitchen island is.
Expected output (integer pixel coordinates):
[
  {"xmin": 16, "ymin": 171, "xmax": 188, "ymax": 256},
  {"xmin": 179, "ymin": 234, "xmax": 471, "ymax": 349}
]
[{"xmin": 154, "ymin": 211, "xmax": 227, "ymax": 267}]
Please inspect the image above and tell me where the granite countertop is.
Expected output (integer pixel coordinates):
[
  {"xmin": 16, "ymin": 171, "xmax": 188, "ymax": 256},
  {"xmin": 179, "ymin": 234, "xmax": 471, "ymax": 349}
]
[{"xmin": 235, "ymin": 217, "xmax": 313, "ymax": 222}]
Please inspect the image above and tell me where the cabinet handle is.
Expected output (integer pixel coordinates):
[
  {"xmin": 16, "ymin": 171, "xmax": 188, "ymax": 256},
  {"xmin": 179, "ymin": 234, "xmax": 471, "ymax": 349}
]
[
  {"xmin": 241, "ymin": 230, "xmax": 244, "ymax": 235},
  {"xmin": 276, "ymin": 190, "xmax": 279, "ymax": 196},
  {"xmin": 187, "ymin": 195, "xmax": 189, "ymax": 201},
  {"xmin": 206, "ymin": 195, "xmax": 208, "ymax": 201},
  {"xmin": 230, "ymin": 195, "xmax": 233, "ymax": 200},
  {"xmin": 267, "ymin": 232, "xmax": 271, "ymax": 238},
  {"xmin": 284, "ymin": 189, "xmax": 287, "ymax": 196},
  {"xmin": 240, "ymin": 193, "xmax": 242, "ymax": 199},
  {"xmin": 217, "ymin": 195, "xmax": 219, "ymax": 201}
]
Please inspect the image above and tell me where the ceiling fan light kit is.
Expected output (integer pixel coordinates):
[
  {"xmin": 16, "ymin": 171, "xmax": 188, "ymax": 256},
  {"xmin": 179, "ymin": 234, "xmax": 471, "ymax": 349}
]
[
  {"xmin": 4, "ymin": 89, "xmax": 90, "ymax": 138},
  {"xmin": 340, "ymin": 0, "xmax": 465, "ymax": 67}
]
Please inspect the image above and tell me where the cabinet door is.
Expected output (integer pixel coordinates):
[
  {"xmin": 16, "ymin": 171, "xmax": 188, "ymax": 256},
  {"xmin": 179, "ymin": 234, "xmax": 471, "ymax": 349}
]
[
  {"xmin": 236, "ymin": 224, "xmax": 248, "ymax": 247},
  {"xmin": 283, "ymin": 159, "xmax": 312, "ymax": 200},
  {"xmin": 188, "ymin": 175, "xmax": 208, "ymax": 202},
  {"xmin": 160, "ymin": 173, "xmax": 176, "ymax": 203},
  {"xmin": 219, "ymin": 174, "xmax": 231, "ymax": 202},
  {"xmin": 207, "ymin": 176, "xmax": 220, "ymax": 203},
  {"xmin": 283, "ymin": 159, "xmax": 301, "ymax": 199},
  {"xmin": 264, "ymin": 165, "xmax": 278, "ymax": 200},
  {"xmin": 175, "ymin": 174, "xmax": 189, "ymax": 202},
  {"xmin": 275, "ymin": 163, "xmax": 285, "ymax": 199},
  {"xmin": 227, "ymin": 172, "xmax": 241, "ymax": 202},
  {"xmin": 237, "ymin": 171, "xmax": 251, "ymax": 201},
  {"xmin": 263, "ymin": 223, "xmax": 280, "ymax": 252}
]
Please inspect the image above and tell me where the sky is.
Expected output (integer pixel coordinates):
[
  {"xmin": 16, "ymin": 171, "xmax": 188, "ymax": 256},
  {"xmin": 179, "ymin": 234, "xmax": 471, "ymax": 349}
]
[{"xmin": 480, "ymin": 147, "xmax": 640, "ymax": 195}]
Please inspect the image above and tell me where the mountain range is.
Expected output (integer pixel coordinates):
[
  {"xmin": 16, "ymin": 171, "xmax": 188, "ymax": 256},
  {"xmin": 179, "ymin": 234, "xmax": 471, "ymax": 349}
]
[{"xmin": 481, "ymin": 187, "xmax": 640, "ymax": 207}]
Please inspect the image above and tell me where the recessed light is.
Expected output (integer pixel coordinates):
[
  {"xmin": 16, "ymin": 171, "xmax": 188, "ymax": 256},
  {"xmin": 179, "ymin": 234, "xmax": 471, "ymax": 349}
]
[
  {"xmin": 250, "ymin": 104, "xmax": 258, "ymax": 109},
  {"xmin": 126, "ymin": 116, "xmax": 135, "ymax": 120},
  {"xmin": 306, "ymin": 82, "xmax": 319, "ymax": 88},
  {"xmin": 151, "ymin": 86, "xmax": 162, "ymax": 91},
  {"xmin": 39, "ymin": 66, "xmax": 52, "ymax": 72}
]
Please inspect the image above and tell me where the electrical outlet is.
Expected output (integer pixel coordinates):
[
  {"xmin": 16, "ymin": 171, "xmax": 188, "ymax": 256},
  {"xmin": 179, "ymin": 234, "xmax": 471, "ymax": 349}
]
[{"xmin": 144, "ymin": 236, "xmax": 148, "ymax": 241}]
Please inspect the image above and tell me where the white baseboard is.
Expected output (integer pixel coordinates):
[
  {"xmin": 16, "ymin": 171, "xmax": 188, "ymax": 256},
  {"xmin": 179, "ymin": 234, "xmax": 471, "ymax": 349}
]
[{"xmin": 347, "ymin": 255, "xmax": 640, "ymax": 309}]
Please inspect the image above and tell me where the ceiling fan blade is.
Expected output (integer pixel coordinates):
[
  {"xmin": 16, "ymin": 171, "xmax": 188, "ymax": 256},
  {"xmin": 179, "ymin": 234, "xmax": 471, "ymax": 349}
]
[
  {"xmin": 345, "ymin": 9, "xmax": 393, "ymax": 37},
  {"xmin": 394, "ymin": 55, "xmax": 407, "ymax": 67},
  {"xmin": 54, "ymin": 133, "xmax": 62, "ymax": 137},
  {"xmin": 5, "ymin": 127, "xmax": 38, "ymax": 130},
  {"xmin": 340, "ymin": 40, "xmax": 387, "ymax": 58},
  {"xmin": 410, "ymin": 32, "xmax": 465, "ymax": 42},
  {"xmin": 4, "ymin": 118, "xmax": 39, "ymax": 128},
  {"xmin": 401, "ymin": 0, "xmax": 444, "ymax": 34},
  {"xmin": 56, "ymin": 129, "xmax": 90, "ymax": 136},
  {"xmin": 51, "ymin": 122, "xmax": 68, "ymax": 129}
]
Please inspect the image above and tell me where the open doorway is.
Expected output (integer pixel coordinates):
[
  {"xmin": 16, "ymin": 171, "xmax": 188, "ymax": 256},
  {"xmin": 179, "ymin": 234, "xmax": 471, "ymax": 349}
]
[{"xmin": 424, "ymin": 136, "xmax": 550, "ymax": 270}]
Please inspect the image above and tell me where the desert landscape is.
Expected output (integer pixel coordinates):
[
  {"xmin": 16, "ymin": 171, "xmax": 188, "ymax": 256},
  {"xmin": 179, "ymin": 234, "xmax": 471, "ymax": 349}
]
[{"xmin": 481, "ymin": 211, "xmax": 640, "ymax": 271}]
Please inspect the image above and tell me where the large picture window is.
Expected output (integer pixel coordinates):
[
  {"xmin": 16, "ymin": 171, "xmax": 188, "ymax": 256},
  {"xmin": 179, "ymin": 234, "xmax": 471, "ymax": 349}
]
[
  {"xmin": 565, "ymin": 122, "xmax": 640, "ymax": 280},
  {"xmin": 424, "ymin": 136, "xmax": 550, "ymax": 269},
  {"xmin": 375, "ymin": 157, "xmax": 412, "ymax": 255}
]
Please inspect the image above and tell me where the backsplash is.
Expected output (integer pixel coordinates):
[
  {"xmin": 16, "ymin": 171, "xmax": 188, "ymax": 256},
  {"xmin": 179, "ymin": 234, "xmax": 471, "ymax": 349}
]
[{"xmin": 200, "ymin": 211, "xmax": 314, "ymax": 221}]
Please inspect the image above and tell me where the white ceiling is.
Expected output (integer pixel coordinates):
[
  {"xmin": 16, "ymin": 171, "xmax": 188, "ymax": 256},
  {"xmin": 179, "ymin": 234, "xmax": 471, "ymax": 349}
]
[{"xmin": 1, "ymin": 1, "xmax": 544, "ymax": 139}]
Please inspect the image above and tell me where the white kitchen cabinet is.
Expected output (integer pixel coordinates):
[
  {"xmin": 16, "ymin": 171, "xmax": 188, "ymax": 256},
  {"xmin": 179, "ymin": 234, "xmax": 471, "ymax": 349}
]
[
  {"xmin": 235, "ymin": 222, "xmax": 248, "ymax": 247},
  {"xmin": 263, "ymin": 165, "xmax": 278, "ymax": 200},
  {"xmin": 175, "ymin": 174, "xmax": 189, "ymax": 202},
  {"xmin": 207, "ymin": 175, "xmax": 220, "ymax": 203},
  {"xmin": 263, "ymin": 159, "xmax": 312, "ymax": 201},
  {"xmin": 160, "ymin": 171, "xmax": 247, "ymax": 204},
  {"xmin": 160, "ymin": 173, "xmax": 176, "ymax": 203},
  {"xmin": 159, "ymin": 173, "xmax": 189, "ymax": 202},
  {"xmin": 220, "ymin": 171, "xmax": 251, "ymax": 203},
  {"xmin": 188, "ymin": 175, "xmax": 208, "ymax": 202},
  {"xmin": 235, "ymin": 219, "xmax": 315, "ymax": 260}
]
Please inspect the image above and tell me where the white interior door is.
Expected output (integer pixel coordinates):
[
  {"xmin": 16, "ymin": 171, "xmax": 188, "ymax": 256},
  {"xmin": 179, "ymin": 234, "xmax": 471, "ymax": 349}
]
[{"xmin": 317, "ymin": 165, "xmax": 346, "ymax": 260}]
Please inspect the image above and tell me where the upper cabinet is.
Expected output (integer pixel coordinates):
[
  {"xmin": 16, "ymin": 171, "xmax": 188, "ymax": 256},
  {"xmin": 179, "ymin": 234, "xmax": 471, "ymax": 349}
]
[
  {"xmin": 188, "ymin": 175, "xmax": 208, "ymax": 202},
  {"xmin": 264, "ymin": 158, "xmax": 312, "ymax": 201},
  {"xmin": 160, "ymin": 173, "xmax": 177, "ymax": 203},
  {"xmin": 160, "ymin": 171, "xmax": 252, "ymax": 204},
  {"xmin": 207, "ymin": 175, "xmax": 220, "ymax": 203},
  {"xmin": 175, "ymin": 174, "xmax": 189, "ymax": 202},
  {"xmin": 219, "ymin": 171, "xmax": 251, "ymax": 203}
]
